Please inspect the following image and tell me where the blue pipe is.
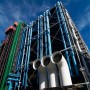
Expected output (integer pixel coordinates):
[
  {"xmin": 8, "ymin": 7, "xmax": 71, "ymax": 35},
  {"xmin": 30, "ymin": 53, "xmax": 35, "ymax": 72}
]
[
  {"xmin": 17, "ymin": 29, "xmax": 25, "ymax": 73},
  {"xmin": 7, "ymin": 81, "xmax": 12, "ymax": 90},
  {"xmin": 39, "ymin": 15, "xmax": 43, "ymax": 59},
  {"xmin": 7, "ymin": 78, "xmax": 19, "ymax": 82},
  {"xmin": 8, "ymin": 28, "xmax": 26, "ymax": 90},
  {"xmin": 15, "ymin": 28, "xmax": 27, "ymax": 89},
  {"xmin": 57, "ymin": 2, "xmax": 79, "ymax": 76},
  {"xmin": 7, "ymin": 73, "xmax": 19, "ymax": 90},
  {"xmin": 44, "ymin": 12, "xmax": 48, "ymax": 55},
  {"xmin": 15, "ymin": 29, "xmax": 26, "ymax": 87},
  {"xmin": 56, "ymin": 4, "xmax": 73, "ymax": 76},
  {"xmin": 15, "ymin": 29, "xmax": 25, "ymax": 89},
  {"xmin": 36, "ymin": 16, "xmax": 44, "ymax": 88},
  {"xmin": 23, "ymin": 26, "xmax": 29, "ymax": 87},
  {"xmin": 25, "ymin": 24, "xmax": 32, "ymax": 87},
  {"xmin": 16, "ymin": 29, "xmax": 26, "ymax": 73},
  {"xmin": 9, "ymin": 73, "xmax": 19, "ymax": 78},
  {"xmin": 45, "ymin": 10, "xmax": 52, "ymax": 56},
  {"xmin": 23, "ymin": 24, "xmax": 33, "ymax": 88},
  {"xmin": 18, "ymin": 27, "xmax": 28, "ymax": 89},
  {"xmin": 22, "ymin": 26, "xmax": 29, "ymax": 87},
  {"xmin": 37, "ymin": 17, "xmax": 40, "ymax": 59}
]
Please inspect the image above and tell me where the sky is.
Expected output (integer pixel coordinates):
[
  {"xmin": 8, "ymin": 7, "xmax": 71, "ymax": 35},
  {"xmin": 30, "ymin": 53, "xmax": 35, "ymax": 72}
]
[{"xmin": 0, "ymin": 0, "xmax": 90, "ymax": 51}]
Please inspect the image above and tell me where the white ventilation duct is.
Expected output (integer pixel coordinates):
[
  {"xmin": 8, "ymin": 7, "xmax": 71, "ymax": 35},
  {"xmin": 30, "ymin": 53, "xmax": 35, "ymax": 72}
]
[
  {"xmin": 52, "ymin": 51, "xmax": 72, "ymax": 86},
  {"xmin": 33, "ymin": 59, "xmax": 48, "ymax": 90},
  {"xmin": 41, "ymin": 56, "xmax": 59, "ymax": 87}
]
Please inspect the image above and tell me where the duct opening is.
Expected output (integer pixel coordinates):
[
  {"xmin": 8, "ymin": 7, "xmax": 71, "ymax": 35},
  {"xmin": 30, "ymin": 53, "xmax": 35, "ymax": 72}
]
[
  {"xmin": 43, "ymin": 56, "xmax": 51, "ymax": 66},
  {"xmin": 33, "ymin": 60, "xmax": 41, "ymax": 70},
  {"xmin": 53, "ymin": 52, "xmax": 62, "ymax": 63},
  {"xmin": 35, "ymin": 60, "xmax": 41, "ymax": 69}
]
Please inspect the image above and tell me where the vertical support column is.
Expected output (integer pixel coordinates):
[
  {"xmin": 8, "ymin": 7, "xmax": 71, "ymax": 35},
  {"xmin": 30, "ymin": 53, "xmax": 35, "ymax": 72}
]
[
  {"xmin": 13, "ymin": 29, "xmax": 25, "ymax": 90},
  {"xmin": 0, "ymin": 23, "xmax": 22, "ymax": 90},
  {"xmin": 23, "ymin": 24, "xmax": 33, "ymax": 88},
  {"xmin": 34, "ymin": 16, "xmax": 48, "ymax": 90},
  {"xmin": 7, "ymin": 81, "xmax": 12, "ymax": 90},
  {"xmin": 44, "ymin": 12, "xmax": 48, "ymax": 55},
  {"xmin": 16, "ymin": 29, "xmax": 26, "ymax": 74},
  {"xmin": 37, "ymin": 17, "xmax": 40, "ymax": 59},
  {"xmin": 46, "ymin": 12, "xmax": 52, "ymax": 56},
  {"xmin": 22, "ymin": 26, "xmax": 29, "ymax": 88},
  {"xmin": 26, "ymin": 24, "xmax": 33, "ymax": 88},
  {"xmin": 18, "ymin": 27, "xmax": 28, "ymax": 90},
  {"xmin": 39, "ymin": 15, "xmax": 43, "ymax": 59}
]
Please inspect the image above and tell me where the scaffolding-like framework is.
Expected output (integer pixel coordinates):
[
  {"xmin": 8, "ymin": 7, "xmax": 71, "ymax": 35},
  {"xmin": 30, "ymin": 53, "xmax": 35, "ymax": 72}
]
[{"xmin": 0, "ymin": 1, "xmax": 90, "ymax": 90}]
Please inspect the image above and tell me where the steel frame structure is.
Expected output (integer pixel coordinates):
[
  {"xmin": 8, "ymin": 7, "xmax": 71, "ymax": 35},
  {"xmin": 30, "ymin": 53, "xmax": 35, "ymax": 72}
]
[{"xmin": 0, "ymin": 1, "xmax": 90, "ymax": 90}]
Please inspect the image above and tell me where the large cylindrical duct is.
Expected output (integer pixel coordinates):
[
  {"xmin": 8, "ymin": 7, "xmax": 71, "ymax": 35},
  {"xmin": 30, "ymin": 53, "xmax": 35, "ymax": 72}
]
[
  {"xmin": 41, "ymin": 56, "xmax": 59, "ymax": 87},
  {"xmin": 33, "ymin": 59, "xmax": 48, "ymax": 90},
  {"xmin": 52, "ymin": 51, "xmax": 72, "ymax": 86}
]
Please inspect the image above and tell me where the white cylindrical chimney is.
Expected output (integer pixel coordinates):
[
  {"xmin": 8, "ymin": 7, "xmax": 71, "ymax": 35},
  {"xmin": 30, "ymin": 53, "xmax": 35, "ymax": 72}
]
[
  {"xmin": 41, "ymin": 56, "xmax": 59, "ymax": 87},
  {"xmin": 52, "ymin": 51, "xmax": 72, "ymax": 86},
  {"xmin": 33, "ymin": 59, "xmax": 48, "ymax": 90}
]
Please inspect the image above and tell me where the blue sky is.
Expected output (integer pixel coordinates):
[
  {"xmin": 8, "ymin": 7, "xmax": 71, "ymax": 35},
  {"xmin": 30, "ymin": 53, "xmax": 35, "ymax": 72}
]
[{"xmin": 0, "ymin": 0, "xmax": 90, "ymax": 50}]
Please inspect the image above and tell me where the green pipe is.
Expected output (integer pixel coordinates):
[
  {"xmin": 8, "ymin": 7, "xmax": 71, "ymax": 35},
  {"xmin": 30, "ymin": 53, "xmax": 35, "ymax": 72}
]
[{"xmin": 0, "ymin": 23, "xmax": 23, "ymax": 90}]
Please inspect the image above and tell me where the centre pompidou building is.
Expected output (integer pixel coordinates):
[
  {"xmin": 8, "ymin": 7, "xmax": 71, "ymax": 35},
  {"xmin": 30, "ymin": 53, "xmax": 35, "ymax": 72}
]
[{"xmin": 0, "ymin": 1, "xmax": 90, "ymax": 90}]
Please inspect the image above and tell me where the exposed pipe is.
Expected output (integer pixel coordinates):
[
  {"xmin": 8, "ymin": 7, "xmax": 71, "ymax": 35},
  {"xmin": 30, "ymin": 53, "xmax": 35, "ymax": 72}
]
[
  {"xmin": 44, "ymin": 12, "xmax": 48, "ymax": 55},
  {"xmin": 18, "ymin": 27, "xmax": 28, "ymax": 90},
  {"xmin": 22, "ymin": 24, "xmax": 33, "ymax": 88},
  {"xmin": 37, "ymin": 17, "xmax": 40, "ymax": 59},
  {"xmin": 33, "ymin": 59, "xmax": 48, "ymax": 90},
  {"xmin": 14, "ymin": 26, "xmax": 25, "ymax": 90},
  {"xmin": 7, "ymin": 81, "xmax": 12, "ymax": 90},
  {"xmin": 55, "ymin": 4, "xmax": 73, "ymax": 76},
  {"xmin": 16, "ymin": 29, "xmax": 26, "ymax": 74},
  {"xmin": 43, "ymin": 10, "xmax": 60, "ymax": 88},
  {"xmin": 52, "ymin": 51, "xmax": 72, "ymax": 86},
  {"xmin": 39, "ymin": 15, "xmax": 43, "ymax": 59},
  {"xmin": 25, "ymin": 24, "xmax": 33, "ymax": 86},
  {"xmin": 57, "ymin": 2, "xmax": 79, "ymax": 76},
  {"xmin": 22, "ymin": 26, "xmax": 29, "ymax": 87},
  {"xmin": 35, "ymin": 16, "xmax": 48, "ymax": 90}
]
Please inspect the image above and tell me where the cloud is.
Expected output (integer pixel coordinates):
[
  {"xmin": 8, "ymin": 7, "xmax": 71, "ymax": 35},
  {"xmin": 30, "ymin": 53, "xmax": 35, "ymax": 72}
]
[
  {"xmin": 0, "ymin": 0, "xmax": 52, "ymax": 24},
  {"xmin": 0, "ymin": 4, "xmax": 8, "ymax": 25},
  {"xmin": 0, "ymin": 0, "xmax": 52, "ymax": 41},
  {"xmin": 63, "ymin": 0, "xmax": 79, "ymax": 6},
  {"xmin": 76, "ymin": 6, "xmax": 90, "ymax": 31},
  {"xmin": 23, "ymin": 0, "xmax": 51, "ymax": 18}
]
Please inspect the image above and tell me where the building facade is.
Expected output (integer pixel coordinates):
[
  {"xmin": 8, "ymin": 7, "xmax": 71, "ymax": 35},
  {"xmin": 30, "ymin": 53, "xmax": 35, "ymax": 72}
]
[{"xmin": 0, "ymin": 1, "xmax": 90, "ymax": 90}]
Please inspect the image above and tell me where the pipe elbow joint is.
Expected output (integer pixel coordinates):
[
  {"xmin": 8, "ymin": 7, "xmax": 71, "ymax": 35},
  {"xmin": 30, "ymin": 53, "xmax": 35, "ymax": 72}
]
[
  {"xmin": 33, "ymin": 59, "xmax": 41, "ymax": 70},
  {"xmin": 41, "ymin": 56, "xmax": 51, "ymax": 67},
  {"xmin": 52, "ymin": 51, "xmax": 62, "ymax": 64}
]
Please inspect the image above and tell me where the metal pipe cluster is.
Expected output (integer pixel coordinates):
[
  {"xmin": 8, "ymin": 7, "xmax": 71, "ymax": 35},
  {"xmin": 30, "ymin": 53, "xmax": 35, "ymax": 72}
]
[
  {"xmin": 33, "ymin": 52, "xmax": 72, "ymax": 90},
  {"xmin": 0, "ymin": 1, "xmax": 90, "ymax": 90},
  {"xmin": 33, "ymin": 9, "xmax": 72, "ymax": 90},
  {"xmin": 0, "ymin": 23, "xmax": 17, "ymax": 86}
]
